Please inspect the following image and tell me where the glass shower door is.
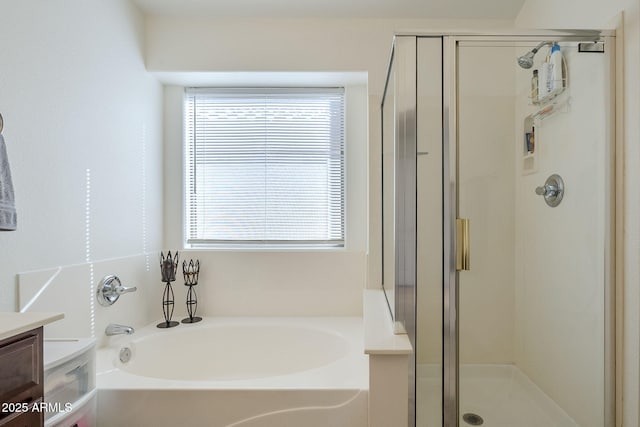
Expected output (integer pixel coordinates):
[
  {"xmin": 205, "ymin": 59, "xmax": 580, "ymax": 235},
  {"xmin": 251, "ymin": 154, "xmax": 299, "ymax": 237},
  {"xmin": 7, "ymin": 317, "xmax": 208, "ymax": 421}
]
[{"xmin": 455, "ymin": 38, "xmax": 614, "ymax": 427}]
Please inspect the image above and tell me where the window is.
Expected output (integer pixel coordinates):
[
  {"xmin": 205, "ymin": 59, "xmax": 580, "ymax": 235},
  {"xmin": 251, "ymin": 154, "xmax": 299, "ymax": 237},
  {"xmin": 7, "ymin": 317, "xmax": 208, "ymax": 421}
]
[{"xmin": 184, "ymin": 87, "xmax": 345, "ymax": 247}]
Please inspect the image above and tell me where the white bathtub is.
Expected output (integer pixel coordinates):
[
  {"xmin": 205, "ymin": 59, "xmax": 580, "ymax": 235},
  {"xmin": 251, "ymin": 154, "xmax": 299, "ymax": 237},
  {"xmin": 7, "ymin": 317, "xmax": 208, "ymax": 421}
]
[{"xmin": 96, "ymin": 317, "xmax": 368, "ymax": 427}]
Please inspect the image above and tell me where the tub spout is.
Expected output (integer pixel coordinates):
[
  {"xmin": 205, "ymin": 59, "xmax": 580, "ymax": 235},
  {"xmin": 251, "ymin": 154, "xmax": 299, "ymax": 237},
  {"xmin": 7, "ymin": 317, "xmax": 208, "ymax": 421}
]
[{"xmin": 106, "ymin": 323, "xmax": 134, "ymax": 336}]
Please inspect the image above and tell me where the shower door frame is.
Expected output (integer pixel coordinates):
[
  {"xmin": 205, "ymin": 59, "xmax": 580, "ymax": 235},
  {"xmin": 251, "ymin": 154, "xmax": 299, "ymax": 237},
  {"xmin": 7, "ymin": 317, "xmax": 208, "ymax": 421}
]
[{"xmin": 438, "ymin": 32, "xmax": 616, "ymax": 427}]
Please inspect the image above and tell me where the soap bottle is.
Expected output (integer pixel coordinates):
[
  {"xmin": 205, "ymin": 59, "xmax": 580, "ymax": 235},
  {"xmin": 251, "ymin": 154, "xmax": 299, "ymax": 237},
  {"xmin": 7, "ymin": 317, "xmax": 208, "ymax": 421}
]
[{"xmin": 548, "ymin": 43, "xmax": 565, "ymax": 96}]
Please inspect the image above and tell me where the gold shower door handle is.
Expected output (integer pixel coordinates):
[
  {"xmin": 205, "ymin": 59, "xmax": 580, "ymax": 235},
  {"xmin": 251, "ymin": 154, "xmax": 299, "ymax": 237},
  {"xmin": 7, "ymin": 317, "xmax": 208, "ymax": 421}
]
[{"xmin": 456, "ymin": 218, "xmax": 470, "ymax": 271}]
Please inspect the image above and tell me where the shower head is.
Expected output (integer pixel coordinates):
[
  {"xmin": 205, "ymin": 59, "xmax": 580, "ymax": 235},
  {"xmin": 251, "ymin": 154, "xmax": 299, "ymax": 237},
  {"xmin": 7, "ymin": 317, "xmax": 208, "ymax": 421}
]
[
  {"xmin": 517, "ymin": 41, "xmax": 555, "ymax": 69},
  {"xmin": 517, "ymin": 51, "xmax": 536, "ymax": 69}
]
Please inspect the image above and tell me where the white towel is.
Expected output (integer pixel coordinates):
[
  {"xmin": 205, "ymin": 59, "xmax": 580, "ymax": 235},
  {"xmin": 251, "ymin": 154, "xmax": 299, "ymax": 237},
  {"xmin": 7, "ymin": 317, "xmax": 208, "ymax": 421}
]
[{"xmin": 0, "ymin": 134, "xmax": 16, "ymax": 230}]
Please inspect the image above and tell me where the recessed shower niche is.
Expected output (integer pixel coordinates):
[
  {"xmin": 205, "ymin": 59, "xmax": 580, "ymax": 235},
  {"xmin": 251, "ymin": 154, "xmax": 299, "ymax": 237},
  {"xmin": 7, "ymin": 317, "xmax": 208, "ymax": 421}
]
[
  {"xmin": 381, "ymin": 32, "xmax": 615, "ymax": 427},
  {"xmin": 522, "ymin": 91, "xmax": 571, "ymax": 174}
]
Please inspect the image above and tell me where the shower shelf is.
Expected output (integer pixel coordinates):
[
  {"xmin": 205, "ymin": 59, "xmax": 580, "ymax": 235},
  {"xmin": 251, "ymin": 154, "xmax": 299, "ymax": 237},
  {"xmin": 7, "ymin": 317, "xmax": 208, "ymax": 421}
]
[
  {"xmin": 521, "ymin": 93, "xmax": 571, "ymax": 175},
  {"xmin": 530, "ymin": 94, "xmax": 571, "ymax": 123},
  {"xmin": 530, "ymin": 80, "xmax": 568, "ymax": 107}
]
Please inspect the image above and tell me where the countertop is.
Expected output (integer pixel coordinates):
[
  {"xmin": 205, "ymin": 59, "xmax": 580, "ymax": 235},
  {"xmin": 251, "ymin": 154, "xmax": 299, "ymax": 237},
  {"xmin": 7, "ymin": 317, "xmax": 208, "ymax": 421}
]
[
  {"xmin": 0, "ymin": 312, "xmax": 64, "ymax": 341},
  {"xmin": 363, "ymin": 290, "xmax": 412, "ymax": 355}
]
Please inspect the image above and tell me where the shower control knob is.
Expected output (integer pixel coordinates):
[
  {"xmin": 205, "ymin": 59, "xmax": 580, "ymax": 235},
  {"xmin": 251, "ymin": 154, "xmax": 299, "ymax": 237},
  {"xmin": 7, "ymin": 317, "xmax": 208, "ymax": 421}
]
[
  {"xmin": 535, "ymin": 184, "xmax": 558, "ymax": 196},
  {"xmin": 535, "ymin": 174, "xmax": 564, "ymax": 207}
]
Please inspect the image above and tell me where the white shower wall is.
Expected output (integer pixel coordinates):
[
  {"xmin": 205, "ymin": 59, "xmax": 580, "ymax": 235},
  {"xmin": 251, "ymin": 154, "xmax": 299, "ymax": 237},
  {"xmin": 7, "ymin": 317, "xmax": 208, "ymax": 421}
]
[
  {"xmin": 513, "ymin": 43, "xmax": 612, "ymax": 427},
  {"xmin": 516, "ymin": 3, "xmax": 638, "ymax": 425}
]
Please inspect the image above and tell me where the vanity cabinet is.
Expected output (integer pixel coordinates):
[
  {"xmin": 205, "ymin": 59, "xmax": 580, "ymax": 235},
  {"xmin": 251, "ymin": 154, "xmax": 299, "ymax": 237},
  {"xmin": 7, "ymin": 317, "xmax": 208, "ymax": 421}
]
[{"xmin": 0, "ymin": 327, "xmax": 44, "ymax": 427}]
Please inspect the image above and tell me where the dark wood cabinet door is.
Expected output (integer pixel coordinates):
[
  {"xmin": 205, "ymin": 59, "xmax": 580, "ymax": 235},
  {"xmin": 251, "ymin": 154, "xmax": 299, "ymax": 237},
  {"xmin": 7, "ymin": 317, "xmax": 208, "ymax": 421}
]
[{"xmin": 0, "ymin": 328, "xmax": 43, "ymax": 427}]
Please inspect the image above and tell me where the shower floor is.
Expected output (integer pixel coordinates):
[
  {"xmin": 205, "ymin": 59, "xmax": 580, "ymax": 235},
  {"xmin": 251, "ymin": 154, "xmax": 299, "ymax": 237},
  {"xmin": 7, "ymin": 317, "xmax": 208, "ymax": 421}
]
[{"xmin": 416, "ymin": 364, "xmax": 579, "ymax": 427}]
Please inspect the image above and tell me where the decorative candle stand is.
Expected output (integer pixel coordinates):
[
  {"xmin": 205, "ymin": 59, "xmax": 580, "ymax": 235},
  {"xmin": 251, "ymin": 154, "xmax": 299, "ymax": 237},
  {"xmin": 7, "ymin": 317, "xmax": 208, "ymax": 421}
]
[
  {"xmin": 157, "ymin": 251, "xmax": 180, "ymax": 328},
  {"xmin": 181, "ymin": 259, "xmax": 202, "ymax": 324}
]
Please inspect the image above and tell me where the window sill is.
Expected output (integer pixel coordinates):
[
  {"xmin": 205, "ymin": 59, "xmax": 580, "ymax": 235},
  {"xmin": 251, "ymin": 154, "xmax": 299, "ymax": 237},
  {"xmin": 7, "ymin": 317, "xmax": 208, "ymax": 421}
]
[{"xmin": 183, "ymin": 243, "xmax": 346, "ymax": 252}]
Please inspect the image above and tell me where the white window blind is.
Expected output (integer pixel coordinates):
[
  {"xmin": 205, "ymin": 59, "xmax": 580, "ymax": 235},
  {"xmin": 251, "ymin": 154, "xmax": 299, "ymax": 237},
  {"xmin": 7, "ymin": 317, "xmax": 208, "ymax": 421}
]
[{"xmin": 184, "ymin": 87, "xmax": 345, "ymax": 246}]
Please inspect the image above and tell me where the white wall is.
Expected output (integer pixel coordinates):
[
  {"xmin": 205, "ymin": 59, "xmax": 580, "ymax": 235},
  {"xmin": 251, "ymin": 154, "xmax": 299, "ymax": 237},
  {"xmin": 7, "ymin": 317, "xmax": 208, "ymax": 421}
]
[
  {"xmin": 18, "ymin": 254, "xmax": 162, "ymax": 347},
  {"xmin": 144, "ymin": 17, "xmax": 514, "ymax": 93},
  {"xmin": 161, "ymin": 81, "xmax": 369, "ymax": 316},
  {"xmin": 144, "ymin": 15, "xmax": 514, "ymax": 296},
  {"xmin": 168, "ymin": 250, "xmax": 366, "ymax": 317},
  {"xmin": 0, "ymin": 0, "xmax": 163, "ymax": 312},
  {"xmin": 515, "ymin": 3, "xmax": 639, "ymax": 426}
]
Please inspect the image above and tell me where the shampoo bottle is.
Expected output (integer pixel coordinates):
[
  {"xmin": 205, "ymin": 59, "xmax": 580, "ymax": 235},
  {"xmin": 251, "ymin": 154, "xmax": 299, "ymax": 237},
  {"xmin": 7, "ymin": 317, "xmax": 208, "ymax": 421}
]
[
  {"xmin": 548, "ymin": 43, "xmax": 565, "ymax": 96},
  {"xmin": 538, "ymin": 61, "xmax": 550, "ymax": 100}
]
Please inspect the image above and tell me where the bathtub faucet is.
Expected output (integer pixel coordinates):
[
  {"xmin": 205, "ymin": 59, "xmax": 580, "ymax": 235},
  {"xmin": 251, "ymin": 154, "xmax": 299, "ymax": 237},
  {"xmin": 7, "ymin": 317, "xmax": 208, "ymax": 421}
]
[{"xmin": 105, "ymin": 323, "xmax": 135, "ymax": 336}]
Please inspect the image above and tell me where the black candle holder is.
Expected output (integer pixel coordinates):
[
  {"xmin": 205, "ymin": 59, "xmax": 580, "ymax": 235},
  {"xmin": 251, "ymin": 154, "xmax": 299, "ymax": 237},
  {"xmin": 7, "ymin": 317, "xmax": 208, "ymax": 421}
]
[
  {"xmin": 182, "ymin": 260, "xmax": 202, "ymax": 323},
  {"xmin": 157, "ymin": 251, "xmax": 180, "ymax": 328}
]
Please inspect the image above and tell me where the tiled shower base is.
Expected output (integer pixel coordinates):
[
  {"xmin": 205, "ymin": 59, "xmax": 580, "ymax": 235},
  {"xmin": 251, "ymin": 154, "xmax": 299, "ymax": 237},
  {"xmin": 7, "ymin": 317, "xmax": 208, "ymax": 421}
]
[{"xmin": 417, "ymin": 364, "xmax": 579, "ymax": 427}]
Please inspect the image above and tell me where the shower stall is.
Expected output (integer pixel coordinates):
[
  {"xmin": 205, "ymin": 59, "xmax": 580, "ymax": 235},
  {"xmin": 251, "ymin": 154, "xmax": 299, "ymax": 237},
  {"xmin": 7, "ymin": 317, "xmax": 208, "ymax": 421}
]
[{"xmin": 381, "ymin": 32, "xmax": 615, "ymax": 427}]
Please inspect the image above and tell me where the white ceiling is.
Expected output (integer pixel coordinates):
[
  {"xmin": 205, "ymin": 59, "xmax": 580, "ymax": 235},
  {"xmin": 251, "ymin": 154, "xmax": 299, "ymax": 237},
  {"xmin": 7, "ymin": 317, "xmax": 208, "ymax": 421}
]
[{"xmin": 132, "ymin": 0, "xmax": 526, "ymax": 20}]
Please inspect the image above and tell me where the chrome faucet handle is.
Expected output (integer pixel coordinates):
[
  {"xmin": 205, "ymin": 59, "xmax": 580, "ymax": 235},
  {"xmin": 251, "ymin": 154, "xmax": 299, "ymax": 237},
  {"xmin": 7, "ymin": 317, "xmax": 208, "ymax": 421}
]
[
  {"xmin": 535, "ymin": 184, "xmax": 558, "ymax": 197},
  {"xmin": 535, "ymin": 174, "xmax": 564, "ymax": 207},
  {"xmin": 115, "ymin": 284, "xmax": 137, "ymax": 295},
  {"xmin": 97, "ymin": 275, "xmax": 137, "ymax": 306}
]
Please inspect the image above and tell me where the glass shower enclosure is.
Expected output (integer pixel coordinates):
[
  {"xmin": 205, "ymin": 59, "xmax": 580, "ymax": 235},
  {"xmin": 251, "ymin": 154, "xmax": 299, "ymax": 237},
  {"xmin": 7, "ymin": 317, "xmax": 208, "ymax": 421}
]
[{"xmin": 381, "ymin": 32, "xmax": 616, "ymax": 427}]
